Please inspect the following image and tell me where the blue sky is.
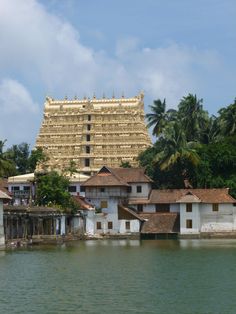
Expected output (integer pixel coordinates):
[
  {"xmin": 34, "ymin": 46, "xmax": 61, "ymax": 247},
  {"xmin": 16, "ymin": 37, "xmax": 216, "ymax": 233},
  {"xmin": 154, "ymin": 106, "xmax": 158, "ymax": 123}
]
[{"xmin": 0, "ymin": 0, "xmax": 236, "ymax": 147}]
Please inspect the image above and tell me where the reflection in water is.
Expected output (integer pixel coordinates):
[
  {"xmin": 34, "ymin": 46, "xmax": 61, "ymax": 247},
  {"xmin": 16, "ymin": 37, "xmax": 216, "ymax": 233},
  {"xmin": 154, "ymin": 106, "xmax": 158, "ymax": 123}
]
[{"xmin": 180, "ymin": 238, "xmax": 236, "ymax": 249}]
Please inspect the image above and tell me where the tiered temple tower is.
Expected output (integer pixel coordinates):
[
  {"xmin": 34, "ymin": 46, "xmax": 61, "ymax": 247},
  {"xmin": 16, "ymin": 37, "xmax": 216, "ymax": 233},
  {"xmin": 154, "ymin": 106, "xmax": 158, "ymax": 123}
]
[{"xmin": 36, "ymin": 93, "xmax": 152, "ymax": 174}]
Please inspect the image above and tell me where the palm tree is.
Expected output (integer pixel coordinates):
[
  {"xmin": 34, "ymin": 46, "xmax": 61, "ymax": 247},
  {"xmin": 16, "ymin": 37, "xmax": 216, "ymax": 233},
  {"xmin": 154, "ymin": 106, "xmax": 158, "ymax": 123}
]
[
  {"xmin": 146, "ymin": 99, "xmax": 177, "ymax": 136},
  {"xmin": 178, "ymin": 94, "xmax": 209, "ymax": 142},
  {"xmin": 155, "ymin": 122, "xmax": 200, "ymax": 171},
  {"xmin": 218, "ymin": 99, "xmax": 236, "ymax": 136}
]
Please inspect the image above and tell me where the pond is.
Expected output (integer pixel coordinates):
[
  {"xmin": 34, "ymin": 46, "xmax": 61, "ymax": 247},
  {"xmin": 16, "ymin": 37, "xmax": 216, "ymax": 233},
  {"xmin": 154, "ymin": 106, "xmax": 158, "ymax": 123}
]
[{"xmin": 0, "ymin": 239, "xmax": 236, "ymax": 314}]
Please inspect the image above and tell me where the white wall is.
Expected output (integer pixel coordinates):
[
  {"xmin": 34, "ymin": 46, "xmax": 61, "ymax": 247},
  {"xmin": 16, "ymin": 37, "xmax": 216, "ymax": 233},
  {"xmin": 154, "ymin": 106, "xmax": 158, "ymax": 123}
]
[
  {"xmin": 180, "ymin": 203, "xmax": 200, "ymax": 234},
  {"xmin": 129, "ymin": 183, "xmax": 151, "ymax": 199},
  {"xmin": 200, "ymin": 203, "xmax": 236, "ymax": 232},
  {"xmin": 0, "ymin": 201, "xmax": 5, "ymax": 246},
  {"xmin": 119, "ymin": 219, "xmax": 140, "ymax": 233}
]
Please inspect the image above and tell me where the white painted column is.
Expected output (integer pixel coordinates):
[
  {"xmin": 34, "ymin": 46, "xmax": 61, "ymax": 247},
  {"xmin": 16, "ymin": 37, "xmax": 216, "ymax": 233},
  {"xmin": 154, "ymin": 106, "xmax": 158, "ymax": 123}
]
[{"xmin": 0, "ymin": 200, "xmax": 5, "ymax": 247}]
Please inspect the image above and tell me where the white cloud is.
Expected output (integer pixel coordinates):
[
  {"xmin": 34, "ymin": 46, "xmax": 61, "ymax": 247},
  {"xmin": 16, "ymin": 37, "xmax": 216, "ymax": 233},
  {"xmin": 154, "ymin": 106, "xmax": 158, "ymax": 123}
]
[
  {"xmin": 0, "ymin": 79, "xmax": 39, "ymax": 114},
  {"xmin": 0, "ymin": 0, "xmax": 224, "ymax": 145},
  {"xmin": 0, "ymin": 79, "xmax": 39, "ymax": 146}
]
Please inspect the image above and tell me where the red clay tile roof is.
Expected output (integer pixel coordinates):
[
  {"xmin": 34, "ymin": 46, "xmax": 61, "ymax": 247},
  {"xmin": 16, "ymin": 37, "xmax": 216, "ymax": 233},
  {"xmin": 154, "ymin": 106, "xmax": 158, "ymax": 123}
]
[
  {"xmin": 0, "ymin": 178, "xmax": 10, "ymax": 195},
  {"xmin": 73, "ymin": 196, "xmax": 94, "ymax": 210},
  {"xmin": 118, "ymin": 205, "xmax": 145, "ymax": 221},
  {"xmin": 140, "ymin": 213, "xmax": 180, "ymax": 234},
  {"xmin": 149, "ymin": 188, "xmax": 236, "ymax": 204},
  {"xmin": 111, "ymin": 168, "xmax": 152, "ymax": 183},
  {"xmin": 82, "ymin": 166, "xmax": 152, "ymax": 187}
]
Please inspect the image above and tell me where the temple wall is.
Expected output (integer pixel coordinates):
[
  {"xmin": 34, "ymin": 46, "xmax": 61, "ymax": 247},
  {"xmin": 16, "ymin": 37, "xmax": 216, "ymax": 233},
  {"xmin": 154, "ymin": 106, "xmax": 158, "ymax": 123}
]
[{"xmin": 36, "ymin": 93, "xmax": 152, "ymax": 173}]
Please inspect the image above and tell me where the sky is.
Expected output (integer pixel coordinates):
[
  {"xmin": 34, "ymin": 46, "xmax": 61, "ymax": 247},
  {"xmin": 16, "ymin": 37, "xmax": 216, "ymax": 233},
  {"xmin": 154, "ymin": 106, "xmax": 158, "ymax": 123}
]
[{"xmin": 0, "ymin": 0, "xmax": 236, "ymax": 147}]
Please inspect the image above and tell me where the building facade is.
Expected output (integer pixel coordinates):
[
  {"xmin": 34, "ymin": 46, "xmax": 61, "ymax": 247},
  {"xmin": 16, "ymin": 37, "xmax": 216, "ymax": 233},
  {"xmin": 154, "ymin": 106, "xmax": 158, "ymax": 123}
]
[
  {"xmin": 81, "ymin": 168, "xmax": 236, "ymax": 238},
  {"xmin": 0, "ymin": 191, "xmax": 11, "ymax": 247},
  {"xmin": 35, "ymin": 93, "xmax": 151, "ymax": 174}
]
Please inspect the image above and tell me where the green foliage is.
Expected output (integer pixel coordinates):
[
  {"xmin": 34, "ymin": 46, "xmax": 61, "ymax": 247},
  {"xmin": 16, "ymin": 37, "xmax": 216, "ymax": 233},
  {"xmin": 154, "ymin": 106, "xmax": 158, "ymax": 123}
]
[
  {"xmin": 5, "ymin": 142, "xmax": 30, "ymax": 174},
  {"xmin": 36, "ymin": 171, "xmax": 71, "ymax": 210},
  {"xmin": 0, "ymin": 140, "xmax": 17, "ymax": 177},
  {"xmin": 120, "ymin": 161, "xmax": 132, "ymax": 168},
  {"xmin": 28, "ymin": 147, "xmax": 47, "ymax": 172},
  {"xmin": 63, "ymin": 160, "xmax": 78, "ymax": 176},
  {"xmin": 0, "ymin": 142, "xmax": 47, "ymax": 177},
  {"xmin": 146, "ymin": 99, "xmax": 177, "ymax": 136},
  {"xmin": 141, "ymin": 95, "xmax": 236, "ymax": 196}
]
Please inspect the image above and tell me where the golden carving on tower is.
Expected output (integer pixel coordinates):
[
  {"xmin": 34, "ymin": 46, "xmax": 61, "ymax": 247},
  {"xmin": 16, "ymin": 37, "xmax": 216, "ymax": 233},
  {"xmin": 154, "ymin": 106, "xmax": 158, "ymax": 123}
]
[{"xmin": 35, "ymin": 93, "xmax": 152, "ymax": 173}]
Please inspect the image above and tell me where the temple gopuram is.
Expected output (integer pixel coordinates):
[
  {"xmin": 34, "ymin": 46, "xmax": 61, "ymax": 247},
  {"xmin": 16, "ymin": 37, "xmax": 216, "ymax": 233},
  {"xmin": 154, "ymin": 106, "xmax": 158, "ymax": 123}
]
[{"xmin": 36, "ymin": 92, "xmax": 152, "ymax": 174}]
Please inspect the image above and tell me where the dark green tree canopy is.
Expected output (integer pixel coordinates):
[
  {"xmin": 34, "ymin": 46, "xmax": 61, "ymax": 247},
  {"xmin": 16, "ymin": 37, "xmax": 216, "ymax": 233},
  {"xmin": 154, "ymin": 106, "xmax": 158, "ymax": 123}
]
[
  {"xmin": 141, "ymin": 95, "xmax": 236, "ymax": 197},
  {"xmin": 36, "ymin": 171, "xmax": 71, "ymax": 209}
]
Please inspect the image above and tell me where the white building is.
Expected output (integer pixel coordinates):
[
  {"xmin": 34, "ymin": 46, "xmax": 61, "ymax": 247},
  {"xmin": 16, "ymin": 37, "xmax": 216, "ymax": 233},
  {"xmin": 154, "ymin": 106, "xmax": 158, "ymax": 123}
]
[
  {"xmin": 81, "ymin": 166, "xmax": 151, "ymax": 236},
  {"xmin": 82, "ymin": 167, "xmax": 236, "ymax": 238},
  {"xmin": 8, "ymin": 172, "xmax": 90, "ymax": 205},
  {"xmin": 0, "ymin": 190, "xmax": 11, "ymax": 247},
  {"xmin": 133, "ymin": 189, "xmax": 236, "ymax": 237}
]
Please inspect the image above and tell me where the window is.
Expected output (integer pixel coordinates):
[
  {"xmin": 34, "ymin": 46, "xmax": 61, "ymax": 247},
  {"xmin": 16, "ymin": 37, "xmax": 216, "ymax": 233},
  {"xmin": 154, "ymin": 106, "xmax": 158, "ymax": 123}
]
[
  {"xmin": 108, "ymin": 221, "xmax": 113, "ymax": 229},
  {"xmin": 80, "ymin": 186, "xmax": 85, "ymax": 192},
  {"xmin": 186, "ymin": 203, "xmax": 192, "ymax": 212},
  {"xmin": 85, "ymin": 158, "xmax": 90, "ymax": 167},
  {"xmin": 125, "ymin": 221, "xmax": 130, "ymax": 230},
  {"xmin": 97, "ymin": 222, "xmax": 102, "ymax": 230},
  {"xmin": 23, "ymin": 186, "xmax": 30, "ymax": 191},
  {"xmin": 88, "ymin": 115, "xmax": 91, "ymax": 121},
  {"xmin": 156, "ymin": 204, "xmax": 170, "ymax": 212},
  {"xmin": 86, "ymin": 146, "xmax": 90, "ymax": 154},
  {"xmin": 100, "ymin": 187, "xmax": 105, "ymax": 193},
  {"xmin": 12, "ymin": 186, "xmax": 20, "ymax": 191},
  {"xmin": 68, "ymin": 186, "xmax": 76, "ymax": 193},
  {"xmin": 186, "ymin": 219, "xmax": 192, "ymax": 229},
  {"xmin": 86, "ymin": 134, "xmax": 90, "ymax": 141},
  {"xmin": 137, "ymin": 186, "xmax": 142, "ymax": 193},
  {"xmin": 87, "ymin": 124, "xmax": 91, "ymax": 131},
  {"xmin": 100, "ymin": 200, "xmax": 108, "ymax": 208},
  {"xmin": 137, "ymin": 204, "xmax": 143, "ymax": 212},
  {"xmin": 127, "ymin": 186, "xmax": 132, "ymax": 193},
  {"xmin": 212, "ymin": 203, "xmax": 219, "ymax": 212}
]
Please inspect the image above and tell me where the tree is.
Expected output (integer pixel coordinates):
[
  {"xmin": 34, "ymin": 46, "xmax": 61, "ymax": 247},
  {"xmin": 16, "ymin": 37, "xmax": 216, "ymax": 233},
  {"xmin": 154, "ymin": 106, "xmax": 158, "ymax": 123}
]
[
  {"xmin": 36, "ymin": 171, "xmax": 71, "ymax": 209},
  {"xmin": 6, "ymin": 142, "xmax": 30, "ymax": 174},
  {"xmin": 120, "ymin": 161, "xmax": 132, "ymax": 168},
  {"xmin": 218, "ymin": 99, "xmax": 236, "ymax": 137},
  {"xmin": 63, "ymin": 160, "xmax": 78, "ymax": 176},
  {"xmin": 28, "ymin": 147, "xmax": 47, "ymax": 173},
  {"xmin": 146, "ymin": 99, "xmax": 177, "ymax": 136},
  {"xmin": 178, "ymin": 94, "xmax": 209, "ymax": 142},
  {"xmin": 155, "ymin": 122, "xmax": 200, "ymax": 171},
  {"xmin": 0, "ymin": 140, "xmax": 16, "ymax": 177}
]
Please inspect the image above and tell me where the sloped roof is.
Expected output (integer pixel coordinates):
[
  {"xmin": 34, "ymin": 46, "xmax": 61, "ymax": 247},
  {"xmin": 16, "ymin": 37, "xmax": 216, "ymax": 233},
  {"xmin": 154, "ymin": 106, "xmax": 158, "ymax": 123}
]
[
  {"xmin": 118, "ymin": 205, "xmax": 144, "ymax": 221},
  {"xmin": 0, "ymin": 190, "xmax": 11, "ymax": 200},
  {"xmin": 82, "ymin": 166, "xmax": 152, "ymax": 187},
  {"xmin": 111, "ymin": 168, "xmax": 152, "ymax": 183},
  {"xmin": 73, "ymin": 196, "xmax": 94, "ymax": 210},
  {"xmin": 8, "ymin": 173, "xmax": 34, "ymax": 183},
  {"xmin": 0, "ymin": 178, "xmax": 10, "ymax": 195},
  {"xmin": 149, "ymin": 188, "xmax": 236, "ymax": 204},
  {"xmin": 140, "ymin": 213, "xmax": 180, "ymax": 234}
]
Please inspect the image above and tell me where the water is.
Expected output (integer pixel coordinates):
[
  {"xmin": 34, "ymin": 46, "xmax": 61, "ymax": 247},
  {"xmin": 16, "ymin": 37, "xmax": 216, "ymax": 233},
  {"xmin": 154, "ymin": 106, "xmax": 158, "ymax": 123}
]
[{"xmin": 0, "ymin": 239, "xmax": 236, "ymax": 314}]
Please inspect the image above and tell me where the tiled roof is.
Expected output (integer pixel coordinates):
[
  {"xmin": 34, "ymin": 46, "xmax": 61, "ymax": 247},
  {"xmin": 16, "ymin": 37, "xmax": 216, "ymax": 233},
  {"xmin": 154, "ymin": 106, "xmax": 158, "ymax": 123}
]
[
  {"xmin": 73, "ymin": 196, "xmax": 94, "ymax": 210},
  {"xmin": 111, "ymin": 168, "xmax": 152, "ymax": 183},
  {"xmin": 0, "ymin": 190, "xmax": 11, "ymax": 200},
  {"xmin": 118, "ymin": 205, "xmax": 145, "ymax": 221},
  {"xmin": 0, "ymin": 178, "xmax": 9, "ymax": 195},
  {"xmin": 149, "ymin": 188, "xmax": 236, "ymax": 204},
  {"xmin": 140, "ymin": 213, "xmax": 180, "ymax": 234},
  {"xmin": 82, "ymin": 166, "xmax": 152, "ymax": 187}
]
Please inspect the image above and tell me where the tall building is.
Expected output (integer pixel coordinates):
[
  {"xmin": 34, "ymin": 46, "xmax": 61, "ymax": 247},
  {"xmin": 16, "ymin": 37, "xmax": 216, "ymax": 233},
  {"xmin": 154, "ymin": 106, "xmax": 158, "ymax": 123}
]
[{"xmin": 36, "ymin": 92, "xmax": 152, "ymax": 174}]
